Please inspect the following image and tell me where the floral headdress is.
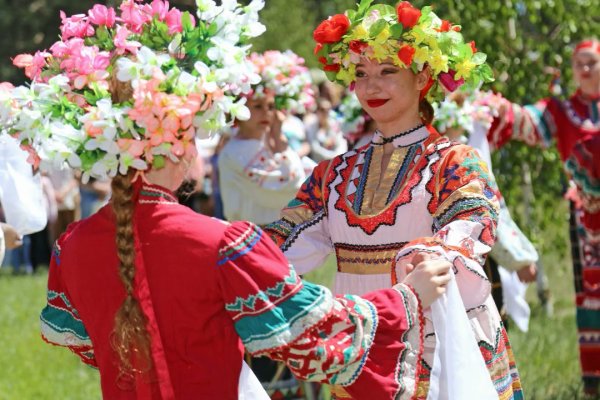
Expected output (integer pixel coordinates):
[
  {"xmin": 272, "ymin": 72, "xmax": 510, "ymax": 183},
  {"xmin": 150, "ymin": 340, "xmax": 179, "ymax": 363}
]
[
  {"xmin": 247, "ymin": 50, "xmax": 315, "ymax": 114},
  {"xmin": 313, "ymin": 0, "xmax": 494, "ymax": 102},
  {"xmin": 0, "ymin": 0, "xmax": 265, "ymax": 182},
  {"xmin": 432, "ymin": 90, "xmax": 502, "ymax": 135}
]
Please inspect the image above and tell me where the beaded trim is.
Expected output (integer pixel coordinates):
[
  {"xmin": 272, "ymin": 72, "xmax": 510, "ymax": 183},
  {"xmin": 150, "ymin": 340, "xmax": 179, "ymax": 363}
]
[{"xmin": 372, "ymin": 124, "xmax": 426, "ymax": 145}]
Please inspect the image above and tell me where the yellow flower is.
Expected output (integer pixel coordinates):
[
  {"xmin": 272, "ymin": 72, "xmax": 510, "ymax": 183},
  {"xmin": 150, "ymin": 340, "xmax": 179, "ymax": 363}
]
[
  {"xmin": 337, "ymin": 64, "xmax": 356, "ymax": 84},
  {"xmin": 372, "ymin": 43, "xmax": 389, "ymax": 60},
  {"xmin": 413, "ymin": 46, "xmax": 430, "ymax": 64},
  {"xmin": 410, "ymin": 27, "xmax": 428, "ymax": 45},
  {"xmin": 429, "ymin": 50, "xmax": 449, "ymax": 74},
  {"xmin": 454, "ymin": 59, "xmax": 476, "ymax": 80},
  {"xmin": 352, "ymin": 24, "xmax": 370, "ymax": 41},
  {"xmin": 374, "ymin": 27, "xmax": 391, "ymax": 44}
]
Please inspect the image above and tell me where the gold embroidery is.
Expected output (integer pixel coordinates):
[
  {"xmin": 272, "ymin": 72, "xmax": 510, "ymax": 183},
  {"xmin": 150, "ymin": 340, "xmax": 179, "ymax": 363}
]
[
  {"xmin": 358, "ymin": 146, "xmax": 410, "ymax": 215},
  {"xmin": 335, "ymin": 244, "xmax": 405, "ymax": 275}
]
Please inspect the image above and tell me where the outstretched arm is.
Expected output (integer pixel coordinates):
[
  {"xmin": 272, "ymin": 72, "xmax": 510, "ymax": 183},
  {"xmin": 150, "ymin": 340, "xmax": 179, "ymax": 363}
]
[{"xmin": 217, "ymin": 221, "xmax": 449, "ymax": 399}]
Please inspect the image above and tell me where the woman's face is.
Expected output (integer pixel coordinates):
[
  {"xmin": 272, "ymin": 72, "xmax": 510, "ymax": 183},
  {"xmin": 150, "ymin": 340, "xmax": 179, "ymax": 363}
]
[
  {"xmin": 354, "ymin": 58, "xmax": 428, "ymax": 128},
  {"xmin": 572, "ymin": 48, "xmax": 600, "ymax": 96},
  {"xmin": 238, "ymin": 93, "xmax": 276, "ymax": 138}
]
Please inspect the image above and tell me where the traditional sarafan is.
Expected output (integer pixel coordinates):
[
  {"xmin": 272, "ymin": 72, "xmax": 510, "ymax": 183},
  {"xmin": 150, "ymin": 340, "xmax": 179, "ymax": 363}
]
[{"xmin": 266, "ymin": 125, "xmax": 523, "ymax": 399}]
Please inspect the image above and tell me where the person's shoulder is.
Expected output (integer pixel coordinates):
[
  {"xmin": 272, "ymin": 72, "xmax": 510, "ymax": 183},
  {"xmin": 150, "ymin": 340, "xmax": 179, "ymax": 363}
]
[{"xmin": 217, "ymin": 220, "xmax": 270, "ymax": 264}]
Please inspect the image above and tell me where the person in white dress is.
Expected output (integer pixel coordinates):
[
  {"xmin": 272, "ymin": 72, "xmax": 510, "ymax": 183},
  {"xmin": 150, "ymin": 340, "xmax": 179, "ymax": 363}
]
[{"xmin": 218, "ymin": 92, "xmax": 306, "ymax": 225}]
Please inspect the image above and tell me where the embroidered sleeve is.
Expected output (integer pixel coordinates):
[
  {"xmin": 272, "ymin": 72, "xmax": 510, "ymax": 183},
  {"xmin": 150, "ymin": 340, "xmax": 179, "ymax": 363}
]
[
  {"xmin": 217, "ymin": 221, "xmax": 424, "ymax": 399},
  {"xmin": 264, "ymin": 160, "xmax": 333, "ymax": 274},
  {"xmin": 487, "ymin": 97, "xmax": 556, "ymax": 150},
  {"xmin": 40, "ymin": 231, "xmax": 96, "ymax": 368},
  {"xmin": 218, "ymin": 145, "xmax": 305, "ymax": 221},
  {"xmin": 395, "ymin": 145, "xmax": 498, "ymax": 309}
]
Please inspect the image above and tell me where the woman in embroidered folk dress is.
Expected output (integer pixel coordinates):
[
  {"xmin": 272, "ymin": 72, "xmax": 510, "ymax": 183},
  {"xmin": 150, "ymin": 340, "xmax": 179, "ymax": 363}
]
[
  {"xmin": 487, "ymin": 38, "xmax": 600, "ymax": 396},
  {"xmin": 2, "ymin": 1, "xmax": 453, "ymax": 399},
  {"xmin": 265, "ymin": 2, "xmax": 523, "ymax": 399}
]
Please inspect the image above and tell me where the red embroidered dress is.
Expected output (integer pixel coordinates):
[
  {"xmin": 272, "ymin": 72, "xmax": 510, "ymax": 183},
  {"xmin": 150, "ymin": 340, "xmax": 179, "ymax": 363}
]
[
  {"xmin": 489, "ymin": 91, "xmax": 600, "ymax": 388},
  {"xmin": 40, "ymin": 183, "xmax": 426, "ymax": 399},
  {"xmin": 266, "ymin": 125, "xmax": 523, "ymax": 399}
]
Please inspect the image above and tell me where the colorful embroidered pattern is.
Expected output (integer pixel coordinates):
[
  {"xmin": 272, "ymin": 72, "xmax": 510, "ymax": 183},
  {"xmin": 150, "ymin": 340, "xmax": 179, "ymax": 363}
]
[
  {"xmin": 40, "ymin": 290, "xmax": 96, "ymax": 367},
  {"xmin": 225, "ymin": 264, "xmax": 302, "ymax": 317},
  {"xmin": 335, "ymin": 242, "xmax": 407, "ymax": 275},
  {"xmin": 217, "ymin": 223, "xmax": 263, "ymax": 266},
  {"xmin": 138, "ymin": 185, "xmax": 178, "ymax": 205}
]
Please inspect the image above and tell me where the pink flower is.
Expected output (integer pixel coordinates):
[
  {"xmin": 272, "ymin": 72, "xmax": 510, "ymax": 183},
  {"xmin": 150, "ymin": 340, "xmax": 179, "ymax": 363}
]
[
  {"xmin": 88, "ymin": 5, "xmax": 116, "ymax": 28},
  {"xmin": 438, "ymin": 70, "xmax": 465, "ymax": 92},
  {"xmin": 59, "ymin": 11, "xmax": 94, "ymax": 40},
  {"xmin": 13, "ymin": 51, "xmax": 50, "ymax": 80},
  {"xmin": 165, "ymin": 8, "xmax": 183, "ymax": 34},
  {"xmin": 118, "ymin": 139, "xmax": 146, "ymax": 157},
  {"xmin": 145, "ymin": 0, "xmax": 170, "ymax": 21},
  {"xmin": 114, "ymin": 26, "xmax": 141, "ymax": 55},
  {"xmin": 120, "ymin": 0, "xmax": 150, "ymax": 33}
]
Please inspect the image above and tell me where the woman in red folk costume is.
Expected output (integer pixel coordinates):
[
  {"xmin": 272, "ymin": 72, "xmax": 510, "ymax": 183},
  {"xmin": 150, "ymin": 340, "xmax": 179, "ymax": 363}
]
[
  {"xmin": 1, "ymin": 1, "xmax": 454, "ymax": 399},
  {"xmin": 266, "ymin": 1, "xmax": 524, "ymax": 399},
  {"xmin": 488, "ymin": 38, "xmax": 600, "ymax": 396}
]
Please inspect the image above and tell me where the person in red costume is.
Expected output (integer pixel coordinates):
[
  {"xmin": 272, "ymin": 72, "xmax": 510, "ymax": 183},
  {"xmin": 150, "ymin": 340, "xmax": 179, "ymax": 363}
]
[{"xmin": 488, "ymin": 38, "xmax": 600, "ymax": 396}]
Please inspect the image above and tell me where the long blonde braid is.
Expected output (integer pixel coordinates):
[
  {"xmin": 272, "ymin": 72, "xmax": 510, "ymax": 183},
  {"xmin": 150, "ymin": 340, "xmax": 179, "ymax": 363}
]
[{"xmin": 109, "ymin": 170, "xmax": 152, "ymax": 383}]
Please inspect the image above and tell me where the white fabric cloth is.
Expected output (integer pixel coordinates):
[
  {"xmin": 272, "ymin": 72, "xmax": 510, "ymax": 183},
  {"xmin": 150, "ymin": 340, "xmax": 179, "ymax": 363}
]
[
  {"xmin": 238, "ymin": 361, "xmax": 270, "ymax": 400},
  {"xmin": 499, "ymin": 266, "xmax": 531, "ymax": 332},
  {"xmin": 427, "ymin": 275, "xmax": 498, "ymax": 400},
  {"xmin": 0, "ymin": 135, "xmax": 47, "ymax": 235},
  {"xmin": 218, "ymin": 137, "xmax": 305, "ymax": 225}
]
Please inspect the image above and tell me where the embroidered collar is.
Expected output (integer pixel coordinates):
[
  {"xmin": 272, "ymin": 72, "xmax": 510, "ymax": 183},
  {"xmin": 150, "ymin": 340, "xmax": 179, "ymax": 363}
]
[
  {"xmin": 138, "ymin": 184, "xmax": 178, "ymax": 205},
  {"xmin": 371, "ymin": 124, "xmax": 429, "ymax": 148}
]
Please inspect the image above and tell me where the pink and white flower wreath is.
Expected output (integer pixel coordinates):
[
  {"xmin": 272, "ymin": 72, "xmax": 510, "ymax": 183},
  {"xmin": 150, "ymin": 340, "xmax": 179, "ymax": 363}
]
[
  {"xmin": 0, "ymin": 0, "xmax": 265, "ymax": 182},
  {"xmin": 247, "ymin": 50, "xmax": 315, "ymax": 114}
]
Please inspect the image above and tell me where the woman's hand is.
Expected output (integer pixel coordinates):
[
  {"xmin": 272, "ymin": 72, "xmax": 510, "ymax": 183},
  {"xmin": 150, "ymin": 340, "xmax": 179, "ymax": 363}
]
[
  {"xmin": 516, "ymin": 263, "xmax": 537, "ymax": 283},
  {"xmin": 1, "ymin": 223, "xmax": 23, "ymax": 250},
  {"xmin": 399, "ymin": 252, "xmax": 452, "ymax": 308}
]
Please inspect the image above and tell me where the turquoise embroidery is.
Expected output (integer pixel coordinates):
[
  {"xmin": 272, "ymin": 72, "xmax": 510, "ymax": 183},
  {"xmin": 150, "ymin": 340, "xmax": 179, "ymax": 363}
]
[{"xmin": 225, "ymin": 266, "xmax": 298, "ymax": 312}]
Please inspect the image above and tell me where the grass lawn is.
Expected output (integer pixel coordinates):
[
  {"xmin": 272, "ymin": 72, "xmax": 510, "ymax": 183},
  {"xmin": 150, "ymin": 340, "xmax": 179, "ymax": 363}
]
[{"xmin": 0, "ymin": 243, "xmax": 591, "ymax": 399}]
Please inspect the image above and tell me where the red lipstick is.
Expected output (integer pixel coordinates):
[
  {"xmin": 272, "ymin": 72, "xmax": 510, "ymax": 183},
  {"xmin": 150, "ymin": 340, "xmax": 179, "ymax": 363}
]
[{"xmin": 366, "ymin": 99, "xmax": 389, "ymax": 108}]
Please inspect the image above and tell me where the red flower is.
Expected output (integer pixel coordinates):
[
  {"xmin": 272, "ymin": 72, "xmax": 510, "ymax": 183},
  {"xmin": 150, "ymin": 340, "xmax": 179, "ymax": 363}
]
[
  {"xmin": 324, "ymin": 63, "xmax": 341, "ymax": 72},
  {"xmin": 318, "ymin": 56, "xmax": 328, "ymax": 65},
  {"xmin": 314, "ymin": 43, "xmax": 323, "ymax": 55},
  {"xmin": 397, "ymin": 45, "xmax": 416, "ymax": 66},
  {"xmin": 469, "ymin": 41, "xmax": 477, "ymax": 54},
  {"xmin": 313, "ymin": 14, "xmax": 350, "ymax": 44},
  {"xmin": 439, "ymin": 20, "xmax": 451, "ymax": 32},
  {"xmin": 396, "ymin": 2, "xmax": 421, "ymax": 29},
  {"xmin": 349, "ymin": 40, "xmax": 368, "ymax": 54}
]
